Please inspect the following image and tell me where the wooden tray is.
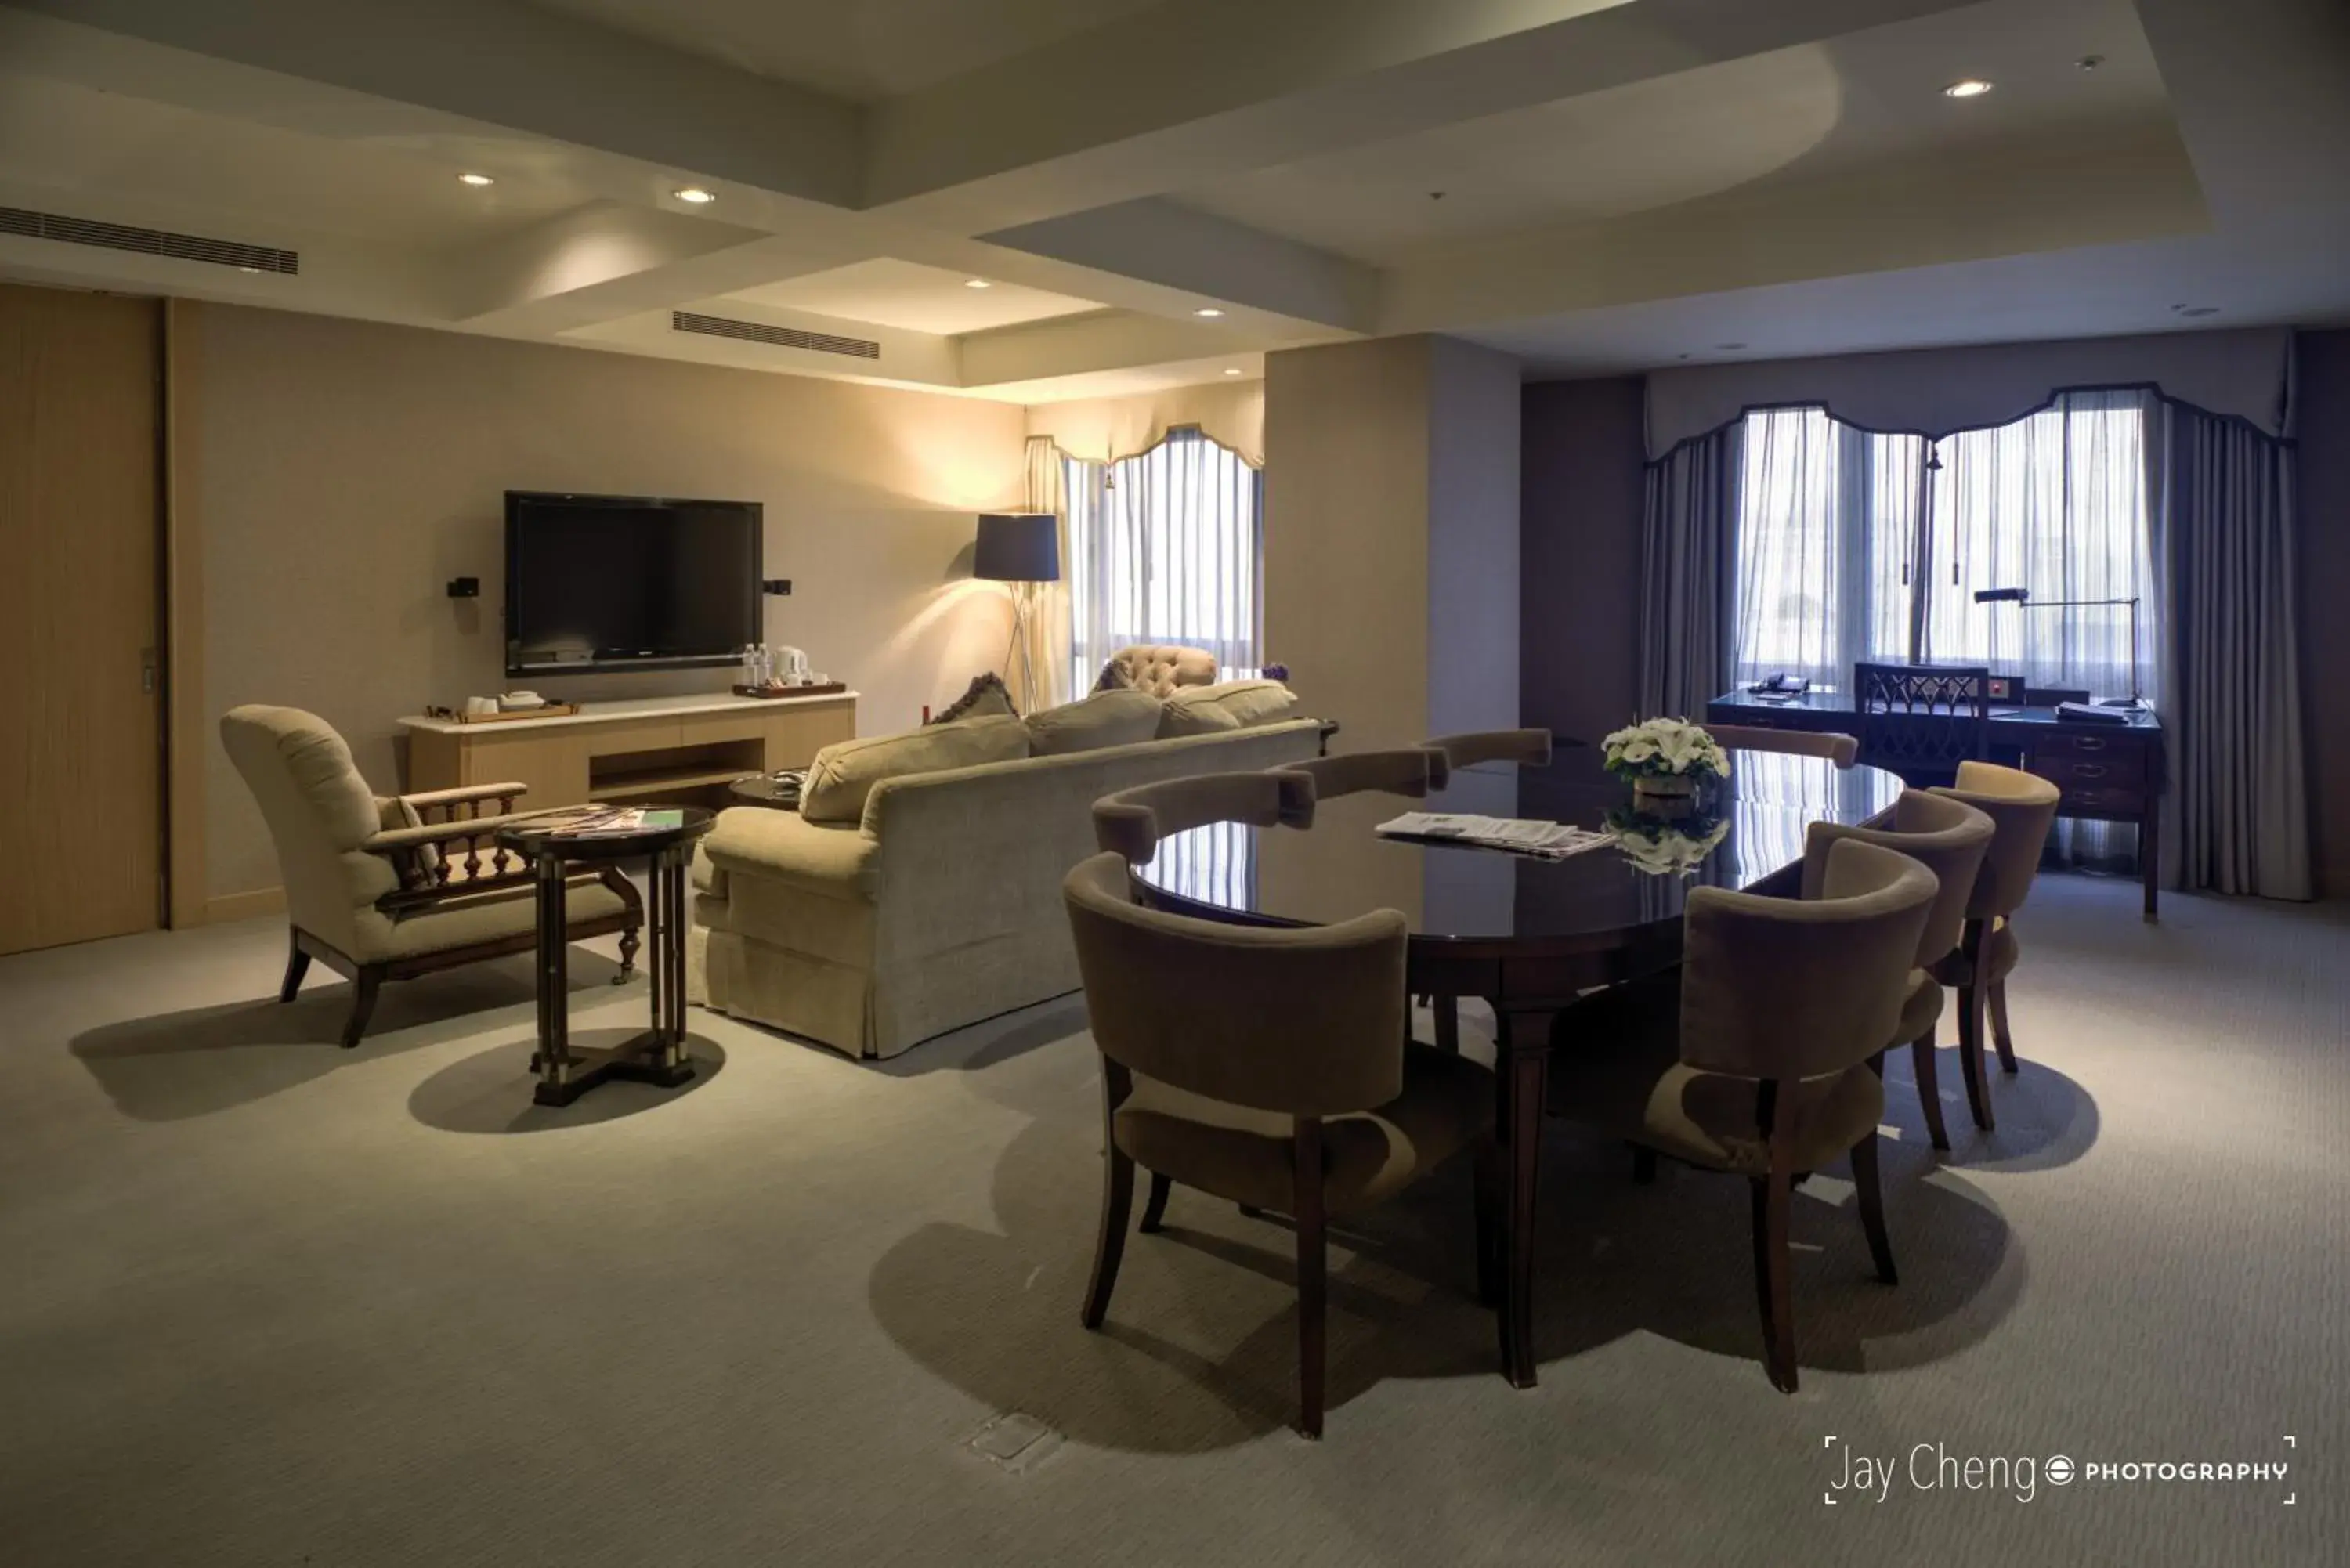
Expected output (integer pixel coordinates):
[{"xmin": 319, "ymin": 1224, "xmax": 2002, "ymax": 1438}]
[
  {"xmin": 444, "ymin": 702, "xmax": 581, "ymax": 724},
  {"xmin": 731, "ymin": 682, "xmax": 848, "ymax": 699}
]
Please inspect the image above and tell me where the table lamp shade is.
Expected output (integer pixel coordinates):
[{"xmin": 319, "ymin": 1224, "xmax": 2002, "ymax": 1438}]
[{"xmin": 974, "ymin": 512, "xmax": 1061, "ymax": 583}]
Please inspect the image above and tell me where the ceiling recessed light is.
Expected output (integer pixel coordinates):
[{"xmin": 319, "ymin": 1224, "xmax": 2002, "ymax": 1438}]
[
  {"xmin": 1194, "ymin": 307, "xmax": 1224, "ymax": 318},
  {"xmin": 1222, "ymin": 367, "xmax": 1243, "ymax": 376},
  {"xmin": 963, "ymin": 278, "xmax": 992, "ymax": 290},
  {"xmin": 2076, "ymin": 54, "xmax": 2106, "ymax": 72},
  {"xmin": 457, "ymin": 172, "xmax": 494, "ymax": 187},
  {"xmin": 1943, "ymin": 78, "xmax": 1994, "ymax": 99},
  {"xmin": 673, "ymin": 186, "xmax": 717, "ymax": 204}
]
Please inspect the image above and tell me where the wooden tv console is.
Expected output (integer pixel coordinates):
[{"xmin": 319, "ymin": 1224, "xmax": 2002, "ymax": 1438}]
[{"xmin": 399, "ymin": 691, "xmax": 856, "ymax": 812}]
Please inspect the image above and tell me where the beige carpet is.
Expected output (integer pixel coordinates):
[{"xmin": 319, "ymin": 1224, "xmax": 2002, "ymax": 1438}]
[{"xmin": 2, "ymin": 876, "xmax": 2343, "ymax": 1567}]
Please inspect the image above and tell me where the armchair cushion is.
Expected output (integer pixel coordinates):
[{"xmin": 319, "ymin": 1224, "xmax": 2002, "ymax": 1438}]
[{"xmin": 381, "ymin": 876, "xmax": 630, "ymax": 960}]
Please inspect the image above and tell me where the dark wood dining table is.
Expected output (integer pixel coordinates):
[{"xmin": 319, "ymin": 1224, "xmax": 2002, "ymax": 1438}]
[{"xmin": 1132, "ymin": 746, "xmax": 1904, "ymax": 1389}]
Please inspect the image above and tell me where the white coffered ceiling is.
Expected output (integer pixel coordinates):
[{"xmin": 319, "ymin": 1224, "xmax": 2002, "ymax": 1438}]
[{"xmin": 0, "ymin": 0, "xmax": 2341, "ymax": 399}]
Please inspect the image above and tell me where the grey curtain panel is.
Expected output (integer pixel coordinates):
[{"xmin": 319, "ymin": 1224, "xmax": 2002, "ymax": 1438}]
[
  {"xmin": 2166, "ymin": 407, "xmax": 2312, "ymax": 899},
  {"xmin": 1639, "ymin": 425, "xmax": 1740, "ymax": 719}
]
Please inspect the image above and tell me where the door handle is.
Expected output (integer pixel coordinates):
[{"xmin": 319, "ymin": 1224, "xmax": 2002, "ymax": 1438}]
[{"xmin": 140, "ymin": 647, "xmax": 157, "ymax": 695}]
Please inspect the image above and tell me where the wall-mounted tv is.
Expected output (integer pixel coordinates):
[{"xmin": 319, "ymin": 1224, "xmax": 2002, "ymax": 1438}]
[{"xmin": 504, "ymin": 491, "xmax": 761, "ymax": 676}]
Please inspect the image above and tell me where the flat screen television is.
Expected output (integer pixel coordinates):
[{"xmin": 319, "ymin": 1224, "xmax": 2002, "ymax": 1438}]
[{"xmin": 504, "ymin": 491, "xmax": 761, "ymax": 676}]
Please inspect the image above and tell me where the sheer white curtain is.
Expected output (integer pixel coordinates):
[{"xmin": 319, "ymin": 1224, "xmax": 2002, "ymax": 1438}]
[
  {"xmin": 1063, "ymin": 426, "xmax": 1263, "ymax": 695},
  {"xmin": 1733, "ymin": 392, "xmax": 2158, "ymax": 703}
]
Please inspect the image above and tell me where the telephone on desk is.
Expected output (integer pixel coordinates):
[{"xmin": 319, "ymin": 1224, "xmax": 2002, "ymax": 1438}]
[{"xmin": 1748, "ymin": 674, "xmax": 1810, "ymax": 701}]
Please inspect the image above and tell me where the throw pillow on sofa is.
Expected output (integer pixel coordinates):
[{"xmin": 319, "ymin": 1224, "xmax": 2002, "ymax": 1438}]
[
  {"xmin": 1158, "ymin": 678, "xmax": 1302, "ymax": 738},
  {"xmin": 1023, "ymin": 688, "xmax": 1163, "ymax": 757},
  {"xmin": 802, "ymin": 714, "xmax": 1029, "ymax": 824},
  {"xmin": 929, "ymin": 671, "xmax": 1015, "ymax": 724}
]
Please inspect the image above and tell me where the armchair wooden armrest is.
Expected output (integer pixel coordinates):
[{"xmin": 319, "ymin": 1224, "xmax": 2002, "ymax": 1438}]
[
  {"xmin": 364, "ymin": 809, "xmax": 573, "ymax": 903},
  {"xmin": 399, "ymin": 781, "xmax": 530, "ymax": 814}
]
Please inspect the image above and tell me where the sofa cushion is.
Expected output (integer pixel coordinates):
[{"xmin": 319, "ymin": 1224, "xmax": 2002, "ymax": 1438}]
[
  {"xmin": 931, "ymin": 671, "xmax": 1015, "ymax": 724},
  {"xmin": 802, "ymin": 714, "xmax": 1029, "ymax": 825},
  {"xmin": 1159, "ymin": 679, "xmax": 1301, "ymax": 738},
  {"xmin": 1023, "ymin": 688, "xmax": 1163, "ymax": 757}
]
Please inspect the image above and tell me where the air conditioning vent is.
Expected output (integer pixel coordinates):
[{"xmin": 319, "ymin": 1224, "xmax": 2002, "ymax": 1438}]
[
  {"xmin": 671, "ymin": 310, "xmax": 879, "ymax": 359},
  {"xmin": 0, "ymin": 206, "xmax": 298, "ymax": 274}
]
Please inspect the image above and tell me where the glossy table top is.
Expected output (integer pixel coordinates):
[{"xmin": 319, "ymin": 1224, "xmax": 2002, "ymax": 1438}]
[{"xmin": 1135, "ymin": 748, "xmax": 1902, "ymax": 946}]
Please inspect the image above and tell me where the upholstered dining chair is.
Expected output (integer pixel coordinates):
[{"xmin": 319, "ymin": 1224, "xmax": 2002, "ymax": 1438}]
[
  {"xmin": 1277, "ymin": 746, "xmax": 1450, "ymax": 802},
  {"xmin": 220, "ymin": 706, "xmax": 642, "ymax": 1048},
  {"xmin": 1062, "ymin": 851, "xmax": 1497, "ymax": 1436},
  {"xmin": 1706, "ymin": 724, "xmax": 1860, "ymax": 768},
  {"xmin": 1426, "ymin": 728, "xmax": 1554, "ymax": 771},
  {"xmin": 1546, "ymin": 838, "xmax": 1936, "ymax": 1392},
  {"xmin": 1091, "ymin": 769, "xmax": 1315, "ymax": 865},
  {"xmin": 1801, "ymin": 792, "xmax": 1995, "ymax": 1151},
  {"xmin": 1928, "ymin": 761, "xmax": 2063, "ymax": 1129}
]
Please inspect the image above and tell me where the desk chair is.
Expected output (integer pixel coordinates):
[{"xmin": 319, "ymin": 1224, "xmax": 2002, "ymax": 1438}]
[{"xmin": 1853, "ymin": 663, "xmax": 1990, "ymax": 785}]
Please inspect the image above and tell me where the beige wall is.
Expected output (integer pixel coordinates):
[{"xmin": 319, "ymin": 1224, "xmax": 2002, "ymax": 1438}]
[
  {"xmin": 1260, "ymin": 334, "xmax": 1523, "ymax": 923},
  {"xmin": 1025, "ymin": 378, "xmax": 1264, "ymax": 464},
  {"xmin": 197, "ymin": 305, "xmax": 1026, "ymax": 901}
]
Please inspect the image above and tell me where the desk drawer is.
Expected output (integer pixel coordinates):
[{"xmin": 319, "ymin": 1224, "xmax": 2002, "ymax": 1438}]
[
  {"xmin": 2029, "ymin": 741, "xmax": 2147, "ymax": 789},
  {"xmin": 2052, "ymin": 784, "xmax": 2144, "ymax": 818}
]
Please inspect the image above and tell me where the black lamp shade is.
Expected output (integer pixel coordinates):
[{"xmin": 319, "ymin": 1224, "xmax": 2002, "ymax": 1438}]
[{"xmin": 973, "ymin": 512, "xmax": 1061, "ymax": 583}]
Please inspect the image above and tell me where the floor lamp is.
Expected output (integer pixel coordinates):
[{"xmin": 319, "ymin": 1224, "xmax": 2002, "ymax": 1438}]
[
  {"xmin": 1973, "ymin": 585, "xmax": 2144, "ymax": 705},
  {"xmin": 974, "ymin": 512, "xmax": 1061, "ymax": 714}
]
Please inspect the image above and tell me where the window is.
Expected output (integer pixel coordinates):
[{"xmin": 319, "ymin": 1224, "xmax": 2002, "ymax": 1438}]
[
  {"xmin": 1062, "ymin": 427, "xmax": 1263, "ymax": 697},
  {"xmin": 1732, "ymin": 392, "xmax": 2156, "ymax": 705}
]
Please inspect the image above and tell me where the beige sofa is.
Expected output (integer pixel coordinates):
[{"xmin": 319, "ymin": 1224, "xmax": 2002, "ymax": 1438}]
[{"xmin": 689, "ymin": 715, "xmax": 1324, "ymax": 1058}]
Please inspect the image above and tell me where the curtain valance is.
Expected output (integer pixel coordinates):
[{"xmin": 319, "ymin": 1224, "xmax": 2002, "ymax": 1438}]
[
  {"xmin": 1644, "ymin": 327, "xmax": 2294, "ymax": 459},
  {"xmin": 1024, "ymin": 380, "xmax": 1264, "ymax": 468}
]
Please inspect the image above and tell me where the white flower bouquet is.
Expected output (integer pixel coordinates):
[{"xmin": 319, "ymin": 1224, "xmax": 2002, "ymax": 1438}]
[{"xmin": 1600, "ymin": 717, "xmax": 1730, "ymax": 793}]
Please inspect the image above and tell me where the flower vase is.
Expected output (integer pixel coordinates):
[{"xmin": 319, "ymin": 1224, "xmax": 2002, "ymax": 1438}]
[{"xmin": 1633, "ymin": 774, "xmax": 1697, "ymax": 800}]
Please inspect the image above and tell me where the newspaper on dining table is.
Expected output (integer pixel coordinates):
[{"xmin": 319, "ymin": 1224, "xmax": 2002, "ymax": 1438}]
[{"xmin": 1374, "ymin": 811, "xmax": 1614, "ymax": 860}]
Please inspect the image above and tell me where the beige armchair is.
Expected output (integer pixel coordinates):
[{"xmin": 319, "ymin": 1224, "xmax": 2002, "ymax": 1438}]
[
  {"xmin": 220, "ymin": 706, "xmax": 641, "ymax": 1048},
  {"xmin": 1093, "ymin": 644, "xmax": 1218, "ymax": 698}
]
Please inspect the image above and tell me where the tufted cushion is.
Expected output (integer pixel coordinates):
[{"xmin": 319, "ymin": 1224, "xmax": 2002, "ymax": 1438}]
[
  {"xmin": 1158, "ymin": 678, "xmax": 1301, "ymax": 739},
  {"xmin": 1023, "ymin": 688, "xmax": 1164, "ymax": 757},
  {"xmin": 801, "ymin": 714, "xmax": 1029, "ymax": 825},
  {"xmin": 1096, "ymin": 644, "xmax": 1219, "ymax": 699}
]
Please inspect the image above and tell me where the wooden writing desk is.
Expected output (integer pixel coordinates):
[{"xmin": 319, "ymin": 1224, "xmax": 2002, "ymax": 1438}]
[{"xmin": 1705, "ymin": 688, "xmax": 2166, "ymax": 919}]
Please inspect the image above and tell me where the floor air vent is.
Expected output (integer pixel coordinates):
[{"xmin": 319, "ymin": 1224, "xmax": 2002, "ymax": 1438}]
[
  {"xmin": 671, "ymin": 310, "xmax": 880, "ymax": 359},
  {"xmin": 0, "ymin": 206, "xmax": 298, "ymax": 274}
]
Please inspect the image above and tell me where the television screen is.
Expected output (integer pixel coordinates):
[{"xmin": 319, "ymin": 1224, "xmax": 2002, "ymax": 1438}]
[{"xmin": 504, "ymin": 492, "xmax": 761, "ymax": 675}]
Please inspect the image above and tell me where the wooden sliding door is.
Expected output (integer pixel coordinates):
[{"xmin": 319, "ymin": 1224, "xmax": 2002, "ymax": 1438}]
[{"xmin": 0, "ymin": 283, "xmax": 164, "ymax": 954}]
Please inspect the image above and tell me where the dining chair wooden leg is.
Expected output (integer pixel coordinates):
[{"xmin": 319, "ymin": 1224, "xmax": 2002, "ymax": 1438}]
[
  {"xmin": 1492, "ymin": 1011, "xmax": 1550, "ymax": 1390},
  {"xmin": 1083, "ymin": 1061, "xmax": 1137, "ymax": 1330},
  {"xmin": 1434, "ymin": 995, "xmax": 1460, "ymax": 1055},
  {"xmin": 1850, "ymin": 1130, "xmax": 1898, "ymax": 1284},
  {"xmin": 339, "ymin": 970, "xmax": 381, "ymax": 1050},
  {"xmin": 1748, "ymin": 1168, "xmax": 1799, "ymax": 1394},
  {"xmin": 278, "ymin": 930, "xmax": 311, "ymax": 1003},
  {"xmin": 1956, "ymin": 979, "xmax": 1994, "ymax": 1133},
  {"xmin": 1909, "ymin": 1030, "xmax": 1950, "ymax": 1151},
  {"xmin": 1471, "ymin": 1133, "xmax": 1502, "ymax": 1307},
  {"xmin": 1238, "ymin": 1204, "xmax": 1265, "ymax": 1219},
  {"xmin": 1988, "ymin": 980, "xmax": 2017, "ymax": 1075},
  {"xmin": 1292, "ymin": 1118, "xmax": 1328, "ymax": 1440},
  {"xmin": 1138, "ymin": 1171, "xmax": 1172, "ymax": 1234},
  {"xmin": 1081, "ymin": 1143, "xmax": 1135, "ymax": 1330},
  {"xmin": 1630, "ymin": 1145, "xmax": 1658, "ymax": 1185}
]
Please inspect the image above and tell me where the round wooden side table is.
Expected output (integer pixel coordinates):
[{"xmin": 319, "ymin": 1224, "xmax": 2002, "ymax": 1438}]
[{"xmin": 495, "ymin": 808, "xmax": 715, "ymax": 1107}]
